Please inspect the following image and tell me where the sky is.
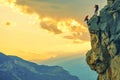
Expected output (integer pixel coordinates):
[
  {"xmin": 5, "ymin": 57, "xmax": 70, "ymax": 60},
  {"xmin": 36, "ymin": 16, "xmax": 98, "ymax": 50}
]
[{"xmin": 0, "ymin": 0, "xmax": 107, "ymax": 62}]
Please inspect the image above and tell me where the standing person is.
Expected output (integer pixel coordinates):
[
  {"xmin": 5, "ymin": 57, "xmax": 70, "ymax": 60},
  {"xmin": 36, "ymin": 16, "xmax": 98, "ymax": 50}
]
[
  {"xmin": 94, "ymin": 4, "xmax": 99, "ymax": 15},
  {"xmin": 84, "ymin": 15, "xmax": 89, "ymax": 23}
]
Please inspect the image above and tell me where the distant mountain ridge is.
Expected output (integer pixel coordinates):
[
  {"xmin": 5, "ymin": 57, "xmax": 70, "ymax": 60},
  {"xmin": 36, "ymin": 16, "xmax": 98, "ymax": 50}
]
[
  {"xmin": 40, "ymin": 55, "xmax": 97, "ymax": 80},
  {"xmin": 0, "ymin": 52, "xmax": 80, "ymax": 80}
]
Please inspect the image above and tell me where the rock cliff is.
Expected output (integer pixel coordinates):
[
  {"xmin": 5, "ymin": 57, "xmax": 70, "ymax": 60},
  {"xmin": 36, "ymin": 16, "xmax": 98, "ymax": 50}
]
[{"xmin": 86, "ymin": 0, "xmax": 120, "ymax": 80}]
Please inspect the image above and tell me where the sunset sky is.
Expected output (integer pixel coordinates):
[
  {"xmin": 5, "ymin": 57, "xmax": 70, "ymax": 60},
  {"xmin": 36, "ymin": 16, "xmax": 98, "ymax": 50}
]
[{"xmin": 0, "ymin": 0, "xmax": 107, "ymax": 62}]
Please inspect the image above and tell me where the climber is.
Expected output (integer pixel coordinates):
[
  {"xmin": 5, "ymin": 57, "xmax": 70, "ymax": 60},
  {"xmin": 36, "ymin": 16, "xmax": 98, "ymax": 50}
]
[
  {"xmin": 84, "ymin": 15, "xmax": 89, "ymax": 23},
  {"xmin": 94, "ymin": 4, "xmax": 99, "ymax": 15}
]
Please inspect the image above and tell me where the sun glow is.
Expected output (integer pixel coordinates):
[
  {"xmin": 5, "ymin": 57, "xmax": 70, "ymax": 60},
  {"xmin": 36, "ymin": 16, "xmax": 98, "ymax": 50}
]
[
  {"xmin": 39, "ymin": 17, "xmax": 87, "ymax": 34},
  {"xmin": 0, "ymin": 1, "xmax": 90, "ymax": 62}
]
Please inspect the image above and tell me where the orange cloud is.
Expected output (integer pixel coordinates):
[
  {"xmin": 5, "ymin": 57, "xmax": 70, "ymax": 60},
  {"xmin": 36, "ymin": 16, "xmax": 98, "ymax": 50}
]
[
  {"xmin": 15, "ymin": 5, "xmax": 35, "ymax": 14},
  {"xmin": 0, "ymin": 0, "xmax": 16, "ymax": 6},
  {"xmin": 39, "ymin": 17, "xmax": 89, "ymax": 41},
  {"xmin": 40, "ymin": 17, "xmax": 62, "ymax": 34},
  {"xmin": 6, "ymin": 0, "xmax": 89, "ymax": 42}
]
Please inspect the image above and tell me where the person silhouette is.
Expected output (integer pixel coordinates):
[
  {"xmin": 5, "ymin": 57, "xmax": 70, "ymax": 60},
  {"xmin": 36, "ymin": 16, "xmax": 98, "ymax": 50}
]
[
  {"xmin": 84, "ymin": 15, "xmax": 89, "ymax": 23},
  {"xmin": 94, "ymin": 4, "xmax": 99, "ymax": 15}
]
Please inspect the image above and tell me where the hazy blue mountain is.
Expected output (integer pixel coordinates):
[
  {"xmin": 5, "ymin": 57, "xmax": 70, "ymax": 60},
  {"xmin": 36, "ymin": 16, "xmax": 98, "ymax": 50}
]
[
  {"xmin": 40, "ymin": 55, "xmax": 98, "ymax": 80},
  {"xmin": 0, "ymin": 52, "xmax": 80, "ymax": 80}
]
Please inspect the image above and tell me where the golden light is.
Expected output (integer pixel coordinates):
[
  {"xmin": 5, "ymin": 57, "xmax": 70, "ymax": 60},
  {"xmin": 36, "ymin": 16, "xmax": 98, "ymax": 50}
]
[
  {"xmin": 42, "ymin": 17, "xmax": 53, "ymax": 22},
  {"xmin": 0, "ymin": 0, "xmax": 16, "ymax": 6},
  {"xmin": 0, "ymin": 1, "xmax": 90, "ymax": 62},
  {"xmin": 70, "ymin": 19, "xmax": 80, "ymax": 26},
  {"xmin": 57, "ymin": 19, "xmax": 87, "ymax": 33},
  {"xmin": 57, "ymin": 21, "xmax": 70, "ymax": 32}
]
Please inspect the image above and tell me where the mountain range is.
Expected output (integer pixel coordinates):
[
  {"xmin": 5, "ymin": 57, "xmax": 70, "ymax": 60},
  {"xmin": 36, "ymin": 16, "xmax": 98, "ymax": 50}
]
[
  {"xmin": 0, "ymin": 52, "xmax": 80, "ymax": 80},
  {"xmin": 40, "ymin": 55, "xmax": 98, "ymax": 80}
]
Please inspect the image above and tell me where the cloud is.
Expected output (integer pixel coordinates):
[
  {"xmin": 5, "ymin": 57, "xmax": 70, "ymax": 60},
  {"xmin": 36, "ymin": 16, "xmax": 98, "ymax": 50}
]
[
  {"xmin": 13, "ymin": 0, "xmax": 64, "ymax": 17},
  {"xmin": 5, "ymin": 22, "xmax": 11, "ymax": 26},
  {"xmin": 7, "ymin": 0, "xmax": 85, "ymax": 19},
  {"xmin": 64, "ymin": 32, "xmax": 89, "ymax": 41},
  {"xmin": 3, "ymin": 21, "xmax": 15, "ymax": 27},
  {"xmin": 39, "ymin": 17, "xmax": 89, "ymax": 41},
  {"xmin": 57, "ymin": 19, "xmax": 90, "ymax": 41},
  {"xmin": 40, "ymin": 18, "xmax": 62, "ymax": 34},
  {"xmin": 16, "ymin": 5, "xmax": 35, "ymax": 14},
  {"xmin": 5, "ymin": 0, "xmax": 90, "ymax": 41},
  {"xmin": 40, "ymin": 22, "xmax": 62, "ymax": 34}
]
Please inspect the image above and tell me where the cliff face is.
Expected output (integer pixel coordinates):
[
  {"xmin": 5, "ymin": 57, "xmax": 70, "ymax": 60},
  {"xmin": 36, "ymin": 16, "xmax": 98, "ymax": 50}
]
[{"xmin": 86, "ymin": 0, "xmax": 120, "ymax": 80}]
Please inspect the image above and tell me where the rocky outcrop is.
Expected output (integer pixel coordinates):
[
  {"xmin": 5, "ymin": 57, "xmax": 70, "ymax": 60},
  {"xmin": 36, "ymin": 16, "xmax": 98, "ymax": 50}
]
[{"xmin": 86, "ymin": 0, "xmax": 120, "ymax": 80}]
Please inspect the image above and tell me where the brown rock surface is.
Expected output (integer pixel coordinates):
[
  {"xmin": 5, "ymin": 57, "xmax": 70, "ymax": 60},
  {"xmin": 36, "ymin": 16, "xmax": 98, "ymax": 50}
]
[{"xmin": 86, "ymin": 0, "xmax": 120, "ymax": 80}]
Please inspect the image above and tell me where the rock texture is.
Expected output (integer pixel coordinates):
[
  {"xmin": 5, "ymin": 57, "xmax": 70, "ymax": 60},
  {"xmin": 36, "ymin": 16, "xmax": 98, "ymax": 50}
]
[{"xmin": 86, "ymin": 0, "xmax": 120, "ymax": 80}]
